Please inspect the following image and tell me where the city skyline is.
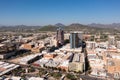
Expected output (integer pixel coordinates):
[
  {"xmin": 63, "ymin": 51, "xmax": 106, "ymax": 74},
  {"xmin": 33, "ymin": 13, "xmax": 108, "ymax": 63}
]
[{"xmin": 0, "ymin": 0, "xmax": 120, "ymax": 25}]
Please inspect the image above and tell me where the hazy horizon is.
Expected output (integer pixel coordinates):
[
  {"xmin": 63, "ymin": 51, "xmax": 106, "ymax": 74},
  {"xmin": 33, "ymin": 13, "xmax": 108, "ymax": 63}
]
[{"xmin": 1, "ymin": 22, "xmax": 120, "ymax": 26}]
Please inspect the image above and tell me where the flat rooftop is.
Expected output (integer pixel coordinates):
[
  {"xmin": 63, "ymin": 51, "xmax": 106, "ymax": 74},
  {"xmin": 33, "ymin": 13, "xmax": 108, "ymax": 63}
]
[{"xmin": 0, "ymin": 61, "xmax": 20, "ymax": 76}]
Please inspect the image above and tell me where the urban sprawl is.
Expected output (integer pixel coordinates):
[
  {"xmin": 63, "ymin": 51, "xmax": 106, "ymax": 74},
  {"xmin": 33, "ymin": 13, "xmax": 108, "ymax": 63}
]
[{"xmin": 0, "ymin": 28, "xmax": 120, "ymax": 80}]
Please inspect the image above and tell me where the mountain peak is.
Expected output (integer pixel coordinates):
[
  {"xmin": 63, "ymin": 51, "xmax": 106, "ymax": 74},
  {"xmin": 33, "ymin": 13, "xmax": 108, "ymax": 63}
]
[{"xmin": 54, "ymin": 23, "xmax": 65, "ymax": 27}]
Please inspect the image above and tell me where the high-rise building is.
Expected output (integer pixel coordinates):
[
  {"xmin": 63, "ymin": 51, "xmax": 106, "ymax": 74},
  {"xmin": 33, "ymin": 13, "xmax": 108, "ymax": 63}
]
[
  {"xmin": 56, "ymin": 28, "xmax": 64, "ymax": 46},
  {"xmin": 70, "ymin": 32, "xmax": 79, "ymax": 48},
  {"xmin": 70, "ymin": 31, "xmax": 83, "ymax": 49},
  {"xmin": 78, "ymin": 31, "xmax": 83, "ymax": 40},
  {"xmin": 108, "ymin": 35, "xmax": 116, "ymax": 46},
  {"xmin": 78, "ymin": 31, "xmax": 83, "ymax": 46}
]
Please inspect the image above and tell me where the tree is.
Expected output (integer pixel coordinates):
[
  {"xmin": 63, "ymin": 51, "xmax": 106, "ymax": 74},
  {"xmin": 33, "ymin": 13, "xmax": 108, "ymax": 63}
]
[
  {"xmin": 20, "ymin": 74, "xmax": 27, "ymax": 80},
  {"xmin": 50, "ymin": 72, "xmax": 62, "ymax": 79},
  {"xmin": 66, "ymin": 73, "xmax": 77, "ymax": 80},
  {"xmin": 58, "ymin": 68, "xmax": 62, "ymax": 72},
  {"xmin": 28, "ymin": 66, "xmax": 35, "ymax": 72},
  {"xmin": 38, "ymin": 68, "xmax": 47, "ymax": 77}
]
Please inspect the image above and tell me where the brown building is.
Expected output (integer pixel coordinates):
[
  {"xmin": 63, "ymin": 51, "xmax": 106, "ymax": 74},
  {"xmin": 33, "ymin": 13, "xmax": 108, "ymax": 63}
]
[
  {"xmin": 107, "ymin": 59, "xmax": 120, "ymax": 74},
  {"xmin": 21, "ymin": 44, "xmax": 33, "ymax": 50},
  {"xmin": 56, "ymin": 28, "xmax": 64, "ymax": 46},
  {"xmin": 31, "ymin": 47, "xmax": 44, "ymax": 53},
  {"xmin": 20, "ymin": 43, "xmax": 44, "ymax": 53},
  {"xmin": 43, "ymin": 54, "xmax": 57, "ymax": 59}
]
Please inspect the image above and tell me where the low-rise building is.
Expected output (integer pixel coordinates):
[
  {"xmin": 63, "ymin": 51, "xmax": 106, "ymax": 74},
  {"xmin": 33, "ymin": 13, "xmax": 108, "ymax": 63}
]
[
  {"xmin": 69, "ymin": 62, "xmax": 84, "ymax": 72},
  {"xmin": 28, "ymin": 77, "xmax": 44, "ymax": 80},
  {"xmin": 45, "ymin": 59, "xmax": 60, "ymax": 68},
  {"xmin": 43, "ymin": 53, "xmax": 57, "ymax": 59},
  {"xmin": 20, "ymin": 54, "xmax": 43, "ymax": 65},
  {"xmin": 58, "ymin": 60, "xmax": 69, "ymax": 71},
  {"xmin": 0, "ymin": 43, "xmax": 17, "ymax": 59},
  {"xmin": 0, "ymin": 61, "xmax": 20, "ymax": 76},
  {"xmin": 107, "ymin": 59, "xmax": 120, "ymax": 74}
]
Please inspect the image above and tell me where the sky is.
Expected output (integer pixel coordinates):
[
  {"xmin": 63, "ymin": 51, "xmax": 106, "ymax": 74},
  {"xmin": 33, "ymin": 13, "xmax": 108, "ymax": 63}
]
[{"xmin": 0, "ymin": 0, "xmax": 120, "ymax": 26}]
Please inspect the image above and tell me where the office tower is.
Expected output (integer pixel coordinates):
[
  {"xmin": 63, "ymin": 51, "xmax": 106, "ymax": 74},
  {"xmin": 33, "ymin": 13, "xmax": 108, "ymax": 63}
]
[
  {"xmin": 77, "ymin": 31, "xmax": 83, "ymax": 46},
  {"xmin": 108, "ymin": 35, "xmax": 116, "ymax": 46},
  {"xmin": 78, "ymin": 31, "xmax": 83, "ymax": 40},
  {"xmin": 70, "ymin": 32, "xmax": 79, "ymax": 48},
  {"xmin": 56, "ymin": 28, "xmax": 64, "ymax": 46}
]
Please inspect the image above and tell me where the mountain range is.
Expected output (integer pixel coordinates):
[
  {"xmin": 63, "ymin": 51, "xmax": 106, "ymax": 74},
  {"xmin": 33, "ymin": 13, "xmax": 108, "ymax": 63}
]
[
  {"xmin": 87, "ymin": 23, "xmax": 120, "ymax": 29},
  {"xmin": 1, "ymin": 23, "xmax": 120, "ymax": 28},
  {"xmin": 1, "ymin": 23, "xmax": 120, "ymax": 32}
]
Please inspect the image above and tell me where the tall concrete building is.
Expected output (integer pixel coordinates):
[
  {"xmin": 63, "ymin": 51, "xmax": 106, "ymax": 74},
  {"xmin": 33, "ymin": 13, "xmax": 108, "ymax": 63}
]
[
  {"xmin": 70, "ymin": 31, "xmax": 83, "ymax": 48},
  {"xmin": 78, "ymin": 31, "xmax": 83, "ymax": 41},
  {"xmin": 70, "ymin": 32, "xmax": 79, "ymax": 48},
  {"xmin": 108, "ymin": 35, "xmax": 116, "ymax": 46},
  {"xmin": 56, "ymin": 28, "xmax": 64, "ymax": 46},
  {"xmin": 78, "ymin": 31, "xmax": 83, "ymax": 46}
]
